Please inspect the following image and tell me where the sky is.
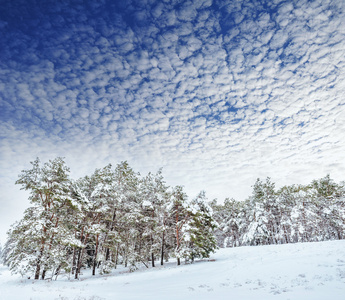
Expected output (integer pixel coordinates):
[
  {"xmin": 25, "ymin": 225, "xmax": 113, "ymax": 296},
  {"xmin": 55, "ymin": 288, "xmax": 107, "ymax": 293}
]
[{"xmin": 1, "ymin": 0, "xmax": 345, "ymax": 244}]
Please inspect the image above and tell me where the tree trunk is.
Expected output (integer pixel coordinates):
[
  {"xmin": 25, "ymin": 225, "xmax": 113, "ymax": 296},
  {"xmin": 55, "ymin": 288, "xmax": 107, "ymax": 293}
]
[
  {"xmin": 54, "ymin": 265, "xmax": 61, "ymax": 280},
  {"xmin": 115, "ymin": 244, "xmax": 119, "ymax": 269},
  {"xmin": 176, "ymin": 203, "xmax": 180, "ymax": 266},
  {"xmin": 151, "ymin": 252, "xmax": 155, "ymax": 267},
  {"xmin": 75, "ymin": 241, "xmax": 87, "ymax": 279},
  {"xmin": 160, "ymin": 232, "xmax": 165, "ymax": 266},
  {"xmin": 75, "ymin": 248, "xmax": 82, "ymax": 279},
  {"xmin": 34, "ymin": 247, "xmax": 44, "ymax": 280},
  {"xmin": 105, "ymin": 209, "xmax": 117, "ymax": 261},
  {"xmin": 41, "ymin": 269, "xmax": 46, "ymax": 280},
  {"xmin": 92, "ymin": 234, "xmax": 99, "ymax": 276},
  {"xmin": 124, "ymin": 245, "xmax": 128, "ymax": 268},
  {"xmin": 34, "ymin": 260, "xmax": 41, "ymax": 280},
  {"xmin": 75, "ymin": 229, "xmax": 88, "ymax": 279},
  {"xmin": 105, "ymin": 247, "xmax": 110, "ymax": 262},
  {"xmin": 72, "ymin": 248, "xmax": 77, "ymax": 275}
]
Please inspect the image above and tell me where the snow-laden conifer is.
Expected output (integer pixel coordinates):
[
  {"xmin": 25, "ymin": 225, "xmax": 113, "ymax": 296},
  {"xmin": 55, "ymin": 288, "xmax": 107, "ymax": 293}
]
[
  {"xmin": 212, "ymin": 175, "xmax": 345, "ymax": 248},
  {"xmin": 6, "ymin": 158, "xmax": 75, "ymax": 279}
]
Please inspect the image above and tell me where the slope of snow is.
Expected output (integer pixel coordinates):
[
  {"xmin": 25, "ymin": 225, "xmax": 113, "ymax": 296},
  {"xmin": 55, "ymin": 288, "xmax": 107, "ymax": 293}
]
[{"xmin": 1, "ymin": 240, "xmax": 345, "ymax": 299}]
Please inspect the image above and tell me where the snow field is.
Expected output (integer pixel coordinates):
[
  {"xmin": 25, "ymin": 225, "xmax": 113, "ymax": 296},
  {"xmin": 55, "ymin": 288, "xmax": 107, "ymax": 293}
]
[{"xmin": 1, "ymin": 240, "xmax": 345, "ymax": 300}]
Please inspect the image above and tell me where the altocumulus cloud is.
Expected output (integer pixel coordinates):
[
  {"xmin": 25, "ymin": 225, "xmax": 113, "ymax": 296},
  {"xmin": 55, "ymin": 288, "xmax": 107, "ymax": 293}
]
[{"xmin": 1, "ymin": 0, "xmax": 345, "ymax": 243}]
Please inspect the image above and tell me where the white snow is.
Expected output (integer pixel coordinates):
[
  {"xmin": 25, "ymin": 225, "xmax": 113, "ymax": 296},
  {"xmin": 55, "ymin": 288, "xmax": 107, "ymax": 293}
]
[{"xmin": 1, "ymin": 240, "xmax": 345, "ymax": 299}]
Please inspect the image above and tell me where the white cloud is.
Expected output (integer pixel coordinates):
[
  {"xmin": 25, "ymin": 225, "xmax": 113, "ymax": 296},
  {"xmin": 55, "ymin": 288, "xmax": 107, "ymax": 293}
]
[{"xmin": 1, "ymin": 0, "xmax": 345, "ymax": 243}]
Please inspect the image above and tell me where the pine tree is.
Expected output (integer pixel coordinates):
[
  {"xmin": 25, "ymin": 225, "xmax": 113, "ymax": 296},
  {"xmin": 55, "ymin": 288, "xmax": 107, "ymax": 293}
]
[
  {"xmin": 72, "ymin": 166, "xmax": 113, "ymax": 278},
  {"xmin": 111, "ymin": 161, "xmax": 141, "ymax": 271},
  {"xmin": 170, "ymin": 185, "xmax": 189, "ymax": 265},
  {"xmin": 183, "ymin": 191, "xmax": 218, "ymax": 262},
  {"xmin": 3, "ymin": 208, "xmax": 45, "ymax": 278},
  {"xmin": 140, "ymin": 169, "xmax": 170, "ymax": 267},
  {"xmin": 13, "ymin": 157, "xmax": 74, "ymax": 280},
  {"xmin": 212, "ymin": 176, "xmax": 345, "ymax": 248}
]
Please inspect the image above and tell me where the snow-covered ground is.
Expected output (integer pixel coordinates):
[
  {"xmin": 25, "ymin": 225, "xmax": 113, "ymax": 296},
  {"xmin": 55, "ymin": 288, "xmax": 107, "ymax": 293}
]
[{"xmin": 1, "ymin": 240, "xmax": 345, "ymax": 300}]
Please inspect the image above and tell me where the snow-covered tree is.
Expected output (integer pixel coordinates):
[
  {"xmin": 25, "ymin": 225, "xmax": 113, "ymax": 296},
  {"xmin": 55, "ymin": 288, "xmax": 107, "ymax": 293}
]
[
  {"xmin": 7, "ymin": 158, "xmax": 75, "ymax": 279},
  {"xmin": 4, "ymin": 158, "xmax": 220, "ymax": 277},
  {"xmin": 72, "ymin": 165, "xmax": 114, "ymax": 278},
  {"xmin": 140, "ymin": 169, "xmax": 171, "ymax": 267},
  {"xmin": 242, "ymin": 178, "xmax": 279, "ymax": 245},
  {"xmin": 181, "ymin": 191, "xmax": 218, "ymax": 262},
  {"xmin": 170, "ymin": 185, "xmax": 190, "ymax": 265},
  {"xmin": 211, "ymin": 198, "xmax": 248, "ymax": 248},
  {"xmin": 9, "ymin": 158, "xmax": 344, "ymax": 279},
  {"xmin": 212, "ymin": 176, "xmax": 345, "ymax": 248}
]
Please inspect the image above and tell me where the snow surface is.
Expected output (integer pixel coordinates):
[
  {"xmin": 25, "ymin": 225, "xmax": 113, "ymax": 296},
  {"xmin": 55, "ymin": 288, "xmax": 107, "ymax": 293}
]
[{"xmin": 1, "ymin": 240, "xmax": 345, "ymax": 300}]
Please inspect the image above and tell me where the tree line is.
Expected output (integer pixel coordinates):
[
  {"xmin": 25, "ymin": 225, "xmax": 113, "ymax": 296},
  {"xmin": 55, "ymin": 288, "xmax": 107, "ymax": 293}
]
[
  {"xmin": 2, "ymin": 158, "xmax": 344, "ymax": 280},
  {"xmin": 210, "ymin": 176, "xmax": 345, "ymax": 248},
  {"xmin": 1, "ymin": 158, "xmax": 217, "ymax": 280}
]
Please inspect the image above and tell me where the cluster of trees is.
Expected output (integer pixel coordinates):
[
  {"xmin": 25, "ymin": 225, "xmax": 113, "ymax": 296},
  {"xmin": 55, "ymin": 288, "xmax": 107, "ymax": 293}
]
[
  {"xmin": 1, "ymin": 158, "xmax": 217, "ymax": 280},
  {"xmin": 211, "ymin": 176, "xmax": 345, "ymax": 247},
  {"xmin": 2, "ymin": 158, "xmax": 344, "ymax": 281}
]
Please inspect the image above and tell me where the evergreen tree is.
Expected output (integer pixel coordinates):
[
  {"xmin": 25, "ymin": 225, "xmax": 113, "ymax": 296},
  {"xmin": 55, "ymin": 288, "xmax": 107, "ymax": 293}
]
[
  {"xmin": 8, "ymin": 157, "xmax": 345, "ymax": 279},
  {"xmin": 170, "ymin": 185, "xmax": 189, "ymax": 265},
  {"xmin": 5, "ymin": 158, "xmax": 75, "ymax": 279},
  {"xmin": 140, "ymin": 169, "xmax": 171, "ymax": 267},
  {"xmin": 212, "ymin": 198, "xmax": 244, "ymax": 247},
  {"xmin": 72, "ymin": 165, "xmax": 113, "ymax": 278},
  {"xmin": 242, "ymin": 178, "xmax": 278, "ymax": 245},
  {"xmin": 182, "ymin": 191, "xmax": 218, "ymax": 262},
  {"xmin": 212, "ymin": 176, "xmax": 345, "ymax": 248}
]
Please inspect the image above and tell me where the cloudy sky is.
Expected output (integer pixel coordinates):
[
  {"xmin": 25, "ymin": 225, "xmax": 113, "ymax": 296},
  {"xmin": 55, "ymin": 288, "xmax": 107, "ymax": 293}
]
[{"xmin": 1, "ymin": 0, "xmax": 345, "ymax": 244}]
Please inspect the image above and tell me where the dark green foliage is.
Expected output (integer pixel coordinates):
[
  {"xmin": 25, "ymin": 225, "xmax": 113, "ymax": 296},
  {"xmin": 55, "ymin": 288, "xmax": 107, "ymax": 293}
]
[{"xmin": 187, "ymin": 193, "xmax": 218, "ymax": 261}]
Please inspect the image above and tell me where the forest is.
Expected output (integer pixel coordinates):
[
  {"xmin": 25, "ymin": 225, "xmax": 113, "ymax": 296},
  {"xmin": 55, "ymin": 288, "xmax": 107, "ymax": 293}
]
[
  {"xmin": 1, "ymin": 157, "xmax": 345, "ymax": 281},
  {"xmin": 211, "ymin": 176, "xmax": 345, "ymax": 248},
  {"xmin": 1, "ymin": 158, "xmax": 217, "ymax": 280}
]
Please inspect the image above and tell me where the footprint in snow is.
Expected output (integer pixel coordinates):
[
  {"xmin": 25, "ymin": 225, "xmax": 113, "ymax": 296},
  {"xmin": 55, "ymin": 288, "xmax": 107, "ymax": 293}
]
[
  {"xmin": 233, "ymin": 283, "xmax": 242, "ymax": 288},
  {"xmin": 336, "ymin": 268, "xmax": 345, "ymax": 279},
  {"xmin": 198, "ymin": 284, "xmax": 213, "ymax": 292},
  {"xmin": 220, "ymin": 282, "xmax": 230, "ymax": 287}
]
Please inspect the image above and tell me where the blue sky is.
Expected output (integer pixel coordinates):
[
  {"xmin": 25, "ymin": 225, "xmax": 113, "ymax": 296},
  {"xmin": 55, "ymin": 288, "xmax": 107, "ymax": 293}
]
[{"xmin": 1, "ymin": 0, "xmax": 345, "ymax": 244}]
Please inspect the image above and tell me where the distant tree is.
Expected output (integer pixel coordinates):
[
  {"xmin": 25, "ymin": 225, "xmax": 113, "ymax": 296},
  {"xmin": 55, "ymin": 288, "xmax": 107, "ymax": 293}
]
[
  {"xmin": 211, "ymin": 198, "xmax": 247, "ymax": 248},
  {"xmin": 212, "ymin": 176, "xmax": 345, "ymax": 248},
  {"xmin": 242, "ymin": 178, "xmax": 278, "ymax": 245},
  {"xmin": 311, "ymin": 174, "xmax": 340, "ymax": 198}
]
